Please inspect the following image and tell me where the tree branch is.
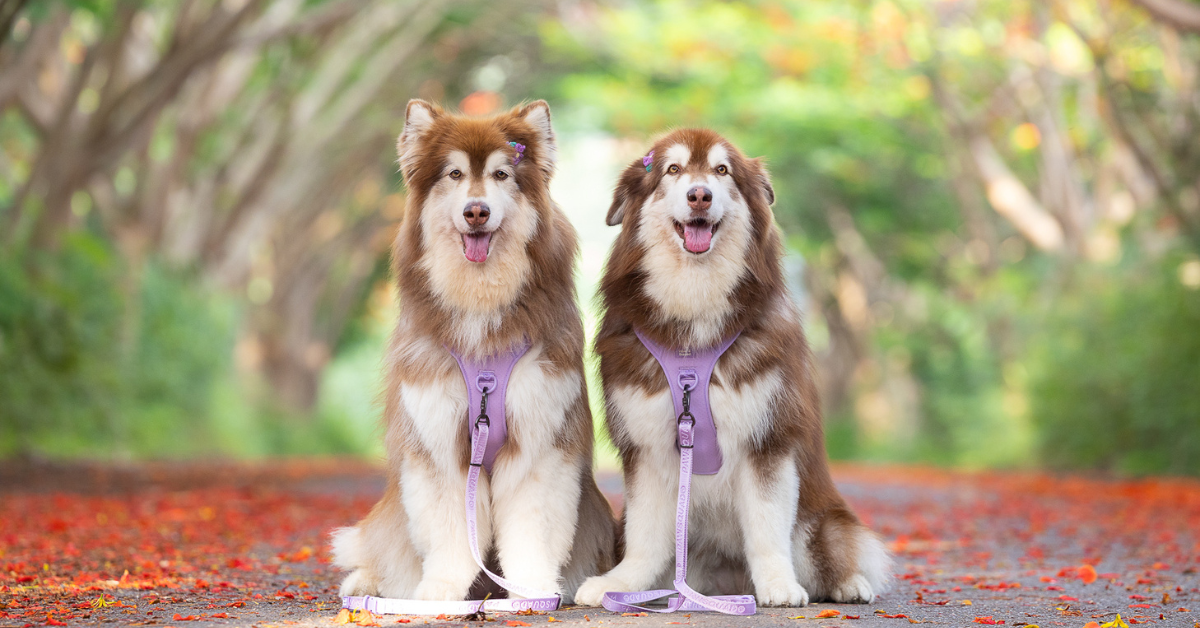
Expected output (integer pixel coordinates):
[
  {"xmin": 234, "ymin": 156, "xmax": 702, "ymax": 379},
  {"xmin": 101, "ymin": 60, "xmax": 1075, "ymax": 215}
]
[{"xmin": 1130, "ymin": 0, "xmax": 1200, "ymax": 34}]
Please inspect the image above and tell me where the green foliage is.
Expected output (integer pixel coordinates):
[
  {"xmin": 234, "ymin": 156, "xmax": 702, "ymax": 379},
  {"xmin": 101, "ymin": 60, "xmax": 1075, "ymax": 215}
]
[
  {"xmin": 0, "ymin": 235, "xmax": 234, "ymax": 457},
  {"xmin": 1029, "ymin": 257, "xmax": 1200, "ymax": 476}
]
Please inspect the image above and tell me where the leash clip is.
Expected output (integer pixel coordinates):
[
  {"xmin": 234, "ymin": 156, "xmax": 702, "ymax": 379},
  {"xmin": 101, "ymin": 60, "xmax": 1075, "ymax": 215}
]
[
  {"xmin": 677, "ymin": 385, "xmax": 695, "ymax": 449},
  {"xmin": 475, "ymin": 387, "xmax": 491, "ymax": 428}
]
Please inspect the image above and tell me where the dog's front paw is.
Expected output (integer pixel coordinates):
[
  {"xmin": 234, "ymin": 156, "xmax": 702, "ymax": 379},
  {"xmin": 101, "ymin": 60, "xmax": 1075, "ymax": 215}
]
[
  {"xmin": 754, "ymin": 578, "xmax": 808, "ymax": 607},
  {"xmin": 574, "ymin": 575, "xmax": 631, "ymax": 607},
  {"xmin": 338, "ymin": 569, "xmax": 378, "ymax": 597},
  {"xmin": 413, "ymin": 578, "xmax": 468, "ymax": 602},
  {"xmin": 830, "ymin": 574, "xmax": 874, "ymax": 604}
]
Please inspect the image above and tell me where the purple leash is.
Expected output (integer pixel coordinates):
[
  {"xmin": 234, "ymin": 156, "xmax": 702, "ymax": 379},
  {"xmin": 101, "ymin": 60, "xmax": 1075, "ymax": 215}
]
[
  {"xmin": 600, "ymin": 330, "xmax": 756, "ymax": 616},
  {"xmin": 342, "ymin": 341, "xmax": 562, "ymax": 616}
]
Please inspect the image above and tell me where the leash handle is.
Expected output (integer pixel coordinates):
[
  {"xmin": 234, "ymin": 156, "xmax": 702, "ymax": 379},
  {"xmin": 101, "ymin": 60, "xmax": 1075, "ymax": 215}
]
[{"xmin": 599, "ymin": 419, "xmax": 756, "ymax": 616}]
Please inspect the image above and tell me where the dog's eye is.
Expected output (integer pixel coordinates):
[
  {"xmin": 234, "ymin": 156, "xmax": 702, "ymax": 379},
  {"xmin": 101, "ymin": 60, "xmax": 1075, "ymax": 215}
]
[
  {"xmin": 449, "ymin": 169, "xmax": 462, "ymax": 180},
  {"xmin": 716, "ymin": 165, "xmax": 728, "ymax": 175},
  {"xmin": 667, "ymin": 165, "xmax": 680, "ymax": 174},
  {"xmin": 494, "ymin": 170, "xmax": 508, "ymax": 181}
]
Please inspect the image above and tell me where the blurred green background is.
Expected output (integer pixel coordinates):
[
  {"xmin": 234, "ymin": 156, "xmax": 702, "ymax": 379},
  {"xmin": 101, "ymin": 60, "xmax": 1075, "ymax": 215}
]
[{"xmin": 2, "ymin": 0, "xmax": 1199, "ymax": 475}]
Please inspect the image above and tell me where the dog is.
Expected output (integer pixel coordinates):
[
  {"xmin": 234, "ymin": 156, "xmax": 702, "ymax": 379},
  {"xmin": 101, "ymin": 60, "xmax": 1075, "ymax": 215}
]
[
  {"xmin": 330, "ymin": 100, "xmax": 618, "ymax": 605},
  {"xmin": 573, "ymin": 128, "xmax": 890, "ymax": 607}
]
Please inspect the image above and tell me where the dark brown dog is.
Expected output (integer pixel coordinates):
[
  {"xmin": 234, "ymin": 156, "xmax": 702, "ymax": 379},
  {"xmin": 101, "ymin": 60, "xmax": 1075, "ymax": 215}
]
[{"xmin": 575, "ymin": 129, "xmax": 890, "ymax": 607}]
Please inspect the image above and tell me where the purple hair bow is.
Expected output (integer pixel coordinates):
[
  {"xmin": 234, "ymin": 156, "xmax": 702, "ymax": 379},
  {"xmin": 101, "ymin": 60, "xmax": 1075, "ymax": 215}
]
[
  {"xmin": 643, "ymin": 150, "xmax": 654, "ymax": 172},
  {"xmin": 508, "ymin": 142, "xmax": 526, "ymax": 165}
]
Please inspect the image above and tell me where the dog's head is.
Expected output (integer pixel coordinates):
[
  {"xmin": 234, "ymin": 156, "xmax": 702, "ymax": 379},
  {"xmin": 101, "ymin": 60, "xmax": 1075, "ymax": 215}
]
[
  {"xmin": 394, "ymin": 100, "xmax": 567, "ymax": 325},
  {"xmin": 607, "ymin": 128, "xmax": 774, "ymax": 255},
  {"xmin": 398, "ymin": 99, "xmax": 556, "ymax": 266},
  {"xmin": 603, "ymin": 129, "xmax": 781, "ymax": 345}
]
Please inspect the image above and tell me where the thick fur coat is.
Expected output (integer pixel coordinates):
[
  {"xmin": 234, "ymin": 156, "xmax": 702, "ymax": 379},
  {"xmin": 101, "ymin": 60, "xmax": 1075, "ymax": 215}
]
[
  {"xmin": 574, "ymin": 129, "xmax": 890, "ymax": 607},
  {"xmin": 331, "ymin": 101, "xmax": 618, "ymax": 604}
]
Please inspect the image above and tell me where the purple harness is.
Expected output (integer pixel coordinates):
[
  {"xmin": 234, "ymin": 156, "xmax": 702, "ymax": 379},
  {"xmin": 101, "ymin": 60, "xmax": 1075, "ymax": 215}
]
[
  {"xmin": 342, "ymin": 341, "xmax": 562, "ymax": 616},
  {"xmin": 601, "ymin": 330, "xmax": 756, "ymax": 616}
]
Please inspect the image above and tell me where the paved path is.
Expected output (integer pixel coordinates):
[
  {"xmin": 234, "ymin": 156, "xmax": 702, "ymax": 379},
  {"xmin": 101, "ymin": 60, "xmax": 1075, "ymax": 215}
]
[{"xmin": 2, "ymin": 461, "xmax": 1198, "ymax": 627}]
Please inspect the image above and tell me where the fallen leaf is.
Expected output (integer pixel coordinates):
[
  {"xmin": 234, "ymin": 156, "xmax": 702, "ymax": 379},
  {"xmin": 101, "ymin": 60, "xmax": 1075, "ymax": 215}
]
[
  {"xmin": 788, "ymin": 615, "xmax": 806, "ymax": 619},
  {"xmin": 1100, "ymin": 615, "xmax": 1130, "ymax": 628},
  {"xmin": 1078, "ymin": 564, "xmax": 1098, "ymax": 584},
  {"xmin": 815, "ymin": 609, "xmax": 840, "ymax": 618},
  {"xmin": 334, "ymin": 609, "xmax": 352, "ymax": 625},
  {"xmin": 973, "ymin": 617, "xmax": 1004, "ymax": 625},
  {"xmin": 505, "ymin": 622, "xmax": 532, "ymax": 627}
]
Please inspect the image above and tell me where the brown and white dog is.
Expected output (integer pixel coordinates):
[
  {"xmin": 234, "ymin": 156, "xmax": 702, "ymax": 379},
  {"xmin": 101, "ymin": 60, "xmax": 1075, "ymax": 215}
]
[
  {"xmin": 331, "ymin": 100, "xmax": 618, "ymax": 604},
  {"xmin": 573, "ymin": 129, "xmax": 890, "ymax": 607}
]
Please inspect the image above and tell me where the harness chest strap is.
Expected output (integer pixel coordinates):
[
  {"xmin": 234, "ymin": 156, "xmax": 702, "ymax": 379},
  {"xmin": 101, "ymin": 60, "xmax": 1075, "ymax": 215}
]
[
  {"xmin": 342, "ymin": 341, "xmax": 561, "ymax": 616},
  {"xmin": 600, "ymin": 330, "xmax": 756, "ymax": 616}
]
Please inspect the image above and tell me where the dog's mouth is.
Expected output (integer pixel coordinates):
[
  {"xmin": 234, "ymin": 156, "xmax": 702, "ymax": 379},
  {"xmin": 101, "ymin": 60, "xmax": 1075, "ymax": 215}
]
[
  {"xmin": 673, "ymin": 219, "xmax": 720, "ymax": 254},
  {"xmin": 461, "ymin": 231, "xmax": 494, "ymax": 263}
]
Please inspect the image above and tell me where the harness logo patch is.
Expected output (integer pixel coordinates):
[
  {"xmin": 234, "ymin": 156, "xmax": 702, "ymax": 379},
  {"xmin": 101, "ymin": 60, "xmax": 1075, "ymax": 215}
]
[{"xmin": 677, "ymin": 347, "xmax": 691, "ymax": 357}]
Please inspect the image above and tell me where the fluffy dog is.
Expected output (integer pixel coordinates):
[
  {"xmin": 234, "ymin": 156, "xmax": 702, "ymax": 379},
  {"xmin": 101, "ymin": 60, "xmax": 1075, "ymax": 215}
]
[
  {"xmin": 331, "ymin": 100, "xmax": 618, "ymax": 604},
  {"xmin": 574, "ymin": 129, "xmax": 890, "ymax": 607}
]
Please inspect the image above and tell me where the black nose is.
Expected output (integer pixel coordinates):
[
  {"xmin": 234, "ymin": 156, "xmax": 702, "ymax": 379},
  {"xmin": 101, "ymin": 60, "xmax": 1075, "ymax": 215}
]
[
  {"xmin": 463, "ymin": 201, "xmax": 490, "ymax": 227},
  {"xmin": 687, "ymin": 186, "xmax": 712, "ymax": 212}
]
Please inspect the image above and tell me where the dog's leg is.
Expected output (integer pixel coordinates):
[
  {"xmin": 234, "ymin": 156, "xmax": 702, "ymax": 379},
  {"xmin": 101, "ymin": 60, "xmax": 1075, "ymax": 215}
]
[
  {"xmin": 402, "ymin": 459, "xmax": 490, "ymax": 601},
  {"xmin": 574, "ymin": 457, "xmax": 675, "ymax": 606},
  {"xmin": 490, "ymin": 450, "xmax": 582, "ymax": 597},
  {"xmin": 736, "ymin": 458, "xmax": 808, "ymax": 607}
]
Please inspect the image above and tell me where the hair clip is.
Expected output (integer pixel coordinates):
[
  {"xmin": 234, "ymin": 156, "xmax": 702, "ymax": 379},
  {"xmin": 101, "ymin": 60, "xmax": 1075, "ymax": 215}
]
[
  {"xmin": 643, "ymin": 150, "xmax": 655, "ymax": 172},
  {"xmin": 508, "ymin": 142, "xmax": 525, "ymax": 166}
]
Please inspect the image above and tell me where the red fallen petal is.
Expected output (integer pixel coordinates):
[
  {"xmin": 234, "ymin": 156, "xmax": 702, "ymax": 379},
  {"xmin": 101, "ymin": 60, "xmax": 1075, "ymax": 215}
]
[
  {"xmin": 1078, "ymin": 564, "xmax": 1098, "ymax": 584},
  {"xmin": 1129, "ymin": 604, "xmax": 1156, "ymax": 608},
  {"xmin": 210, "ymin": 612, "xmax": 228, "ymax": 619},
  {"xmin": 880, "ymin": 614, "xmax": 908, "ymax": 619},
  {"xmin": 844, "ymin": 615, "xmax": 861, "ymax": 619},
  {"xmin": 505, "ymin": 622, "xmax": 532, "ymax": 627},
  {"xmin": 1059, "ymin": 595, "xmax": 1079, "ymax": 601}
]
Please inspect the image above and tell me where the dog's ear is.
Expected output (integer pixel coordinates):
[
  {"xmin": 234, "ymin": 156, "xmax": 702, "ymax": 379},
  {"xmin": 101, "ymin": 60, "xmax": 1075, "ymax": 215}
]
[
  {"xmin": 397, "ymin": 99, "xmax": 440, "ymax": 178},
  {"xmin": 751, "ymin": 157, "xmax": 775, "ymax": 206},
  {"xmin": 607, "ymin": 157, "xmax": 650, "ymax": 226},
  {"xmin": 518, "ymin": 100, "xmax": 557, "ymax": 172}
]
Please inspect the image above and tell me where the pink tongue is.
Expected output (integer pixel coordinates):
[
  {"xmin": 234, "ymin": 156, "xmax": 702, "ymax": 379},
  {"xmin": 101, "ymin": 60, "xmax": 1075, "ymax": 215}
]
[
  {"xmin": 683, "ymin": 223, "xmax": 713, "ymax": 253},
  {"xmin": 463, "ymin": 233, "xmax": 492, "ymax": 263}
]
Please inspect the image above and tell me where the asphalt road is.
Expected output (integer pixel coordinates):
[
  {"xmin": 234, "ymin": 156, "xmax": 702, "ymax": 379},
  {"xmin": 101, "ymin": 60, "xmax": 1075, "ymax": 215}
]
[{"xmin": 2, "ymin": 461, "xmax": 1198, "ymax": 627}]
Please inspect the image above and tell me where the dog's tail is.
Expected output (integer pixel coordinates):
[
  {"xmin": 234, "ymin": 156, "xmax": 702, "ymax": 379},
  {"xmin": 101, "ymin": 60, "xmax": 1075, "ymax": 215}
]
[
  {"xmin": 330, "ymin": 525, "xmax": 364, "ymax": 571},
  {"xmin": 856, "ymin": 527, "xmax": 893, "ymax": 597}
]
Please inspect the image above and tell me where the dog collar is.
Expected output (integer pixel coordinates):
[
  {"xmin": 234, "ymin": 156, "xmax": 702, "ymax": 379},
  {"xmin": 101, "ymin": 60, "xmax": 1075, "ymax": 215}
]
[{"xmin": 634, "ymin": 329, "xmax": 741, "ymax": 475}]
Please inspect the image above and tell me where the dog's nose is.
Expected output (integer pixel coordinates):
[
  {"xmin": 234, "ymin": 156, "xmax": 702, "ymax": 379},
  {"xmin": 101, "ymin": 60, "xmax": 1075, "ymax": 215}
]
[
  {"xmin": 687, "ymin": 186, "xmax": 712, "ymax": 212},
  {"xmin": 463, "ymin": 201, "xmax": 490, "ymax": 227}
]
